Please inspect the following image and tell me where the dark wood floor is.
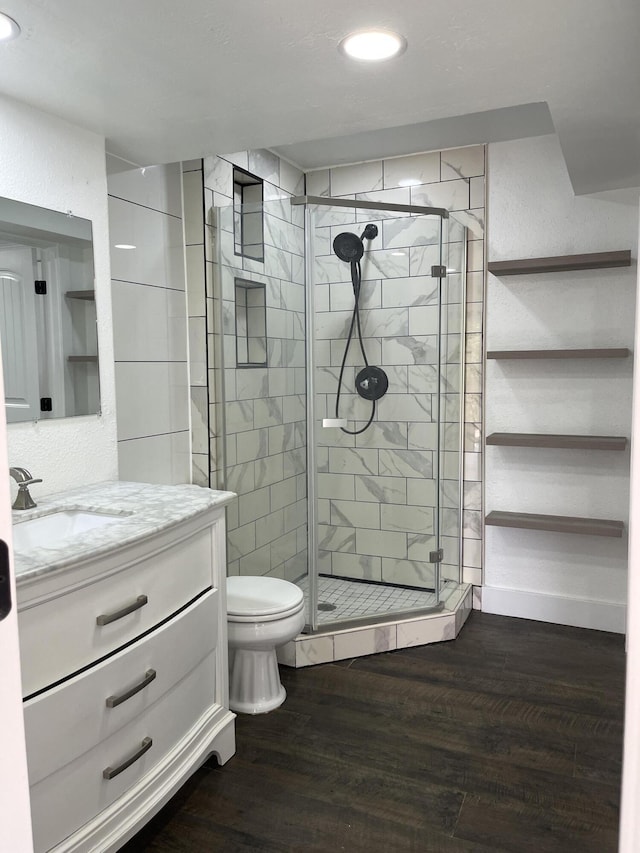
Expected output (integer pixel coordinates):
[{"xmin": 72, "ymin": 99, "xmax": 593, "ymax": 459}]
[{"xmin": 122, "ymin": 611, "xmax": 625, "ymax": 853}]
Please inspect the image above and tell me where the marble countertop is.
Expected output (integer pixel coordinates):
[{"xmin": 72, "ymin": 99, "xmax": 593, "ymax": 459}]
[{"xmin": 12, "ymin": 481, "xmax": 236, "ymax": 583}]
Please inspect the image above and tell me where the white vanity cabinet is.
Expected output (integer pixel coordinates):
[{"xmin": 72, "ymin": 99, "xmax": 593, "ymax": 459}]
[{"xmin": 14, "ymin": 483, "xmax": 236, "ymax": 853}]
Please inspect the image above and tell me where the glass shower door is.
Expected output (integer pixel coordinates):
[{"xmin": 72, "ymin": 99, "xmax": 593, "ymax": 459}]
[{"xmin": 303, "ymin": 198, "xmax": 463, "ymax": 631}]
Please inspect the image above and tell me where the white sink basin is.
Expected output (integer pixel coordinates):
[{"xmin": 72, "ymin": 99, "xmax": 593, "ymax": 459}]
[{"xmin": 13, "ymin": 510, "xmax": 123, "ymax": 551}]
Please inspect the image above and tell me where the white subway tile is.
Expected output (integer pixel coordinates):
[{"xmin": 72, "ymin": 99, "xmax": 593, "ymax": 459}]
[
  {"xmin": 356, "ymin": 529, "xmax": 407, "ymax": 559},
  {"xmin": 381, "ymin": 276, "xmax": 438, "ymax": 309},
  {"xmin": 330, "ymin": 499, "xmax": 381, "ymax": 530},
  {"xmin": 381, "ymin": 558, "xmax": 435, "ymax": 588},
  {"xmin": 255, "ymin": 454, "xmax": 285, "ymax": 488},
  {"xmin": 441, "ymin": 145, "xmax": 485, "ymax": 180},
  {"xmin": 383, "ymin": 152, "xmax": 440, "ymax": 188},
  {"xmin": 396, "ymin": 613, "xmax": 456, "ymax": 647},
  {"xmin": 329, "ymin": 447, "xmax": 379, "ymax": 476},
  {"xmin": 355, "ymin": 475, "xmax": 407, "ymax": 505},
  {"xmin": 331, "ymin": 161, "xmax": 383, "ymax": 196},
  {"xmin": 331, "ymin": 552, "xmax": 382, "ymax": 581},
  {"xmin": 238, "ymin": 486, "xmax": 271, "ymax": 525},
  {"xmin": 380, "ymin": 504, "xmax": 435, "ymax": 534},
  {"xmin": 334, "ymin": 625, "xmax": 396, "ymax": 660},
  {"xmin": 296, "ymin": 636, "xmax": 334, "ymax": 666},
  {"xmin": 270, "ymin": 476, "xmax": 298, "ymax": 511}
]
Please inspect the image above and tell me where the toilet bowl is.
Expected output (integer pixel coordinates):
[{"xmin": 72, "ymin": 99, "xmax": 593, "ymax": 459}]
[{"xmin": 227, "ymin": 576, "xmax": 305, "ymax": 714}]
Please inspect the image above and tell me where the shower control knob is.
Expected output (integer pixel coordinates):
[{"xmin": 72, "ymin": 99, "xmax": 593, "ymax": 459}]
[{"xmin": 355, "ymin": 366, "xmax": 389, "ymax": 401}]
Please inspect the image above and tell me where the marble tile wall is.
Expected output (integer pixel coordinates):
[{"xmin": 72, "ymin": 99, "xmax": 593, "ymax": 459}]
[
  {"xmin": 308, "ymin": 145, "xmax": 485, "ymax": 589},
  {"xmin": 184, "ymin": 144, "xmax": 485, "ymax": 593},
  {"xmin": 192, "ymin": 150, "xmax": 309, "ymax": 581},
  {"xmin": 108, "ymin": 156, "xmax": 191, "ymax": 485}
]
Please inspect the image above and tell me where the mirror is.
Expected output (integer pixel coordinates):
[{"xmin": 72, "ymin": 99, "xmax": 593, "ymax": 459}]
[{"xmin": 0, "ymin": 196, "xmax": 99, "ymax": 423}]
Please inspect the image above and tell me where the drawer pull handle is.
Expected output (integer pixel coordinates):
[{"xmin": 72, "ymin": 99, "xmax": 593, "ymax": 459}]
[
  {"xmin": 96, "ymin": 594, "xmax": 148, "ymax": 626},
  {"xmin": 102, "ymin": 737, "xmax": 153, "ymax": 780},
  {"xmin": 105, "ymin": 669, "xmax": 157, "ymax": 708}
]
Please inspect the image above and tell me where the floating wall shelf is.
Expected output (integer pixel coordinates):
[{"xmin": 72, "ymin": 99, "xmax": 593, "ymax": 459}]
[
  {"xmin": 487, "ymin": 348, "xmax": 631, "ymax": 360},
  {"xmin": 485, "ymin": 510, "xmax": 624, "ymax": 538},
  {"xmin": 487, "ymin": 250, "xmax": 631, "ymax": 276},
  {"xmin": 65, "ymin": 290, "xmax": 95, "ymax": 301},
  {"xmin": 486, "ymin": 433, "xmax": 628, "ymax": 451}
]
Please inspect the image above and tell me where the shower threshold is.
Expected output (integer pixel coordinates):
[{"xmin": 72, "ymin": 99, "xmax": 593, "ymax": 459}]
[{"xmin": 278, "ymin": 579, "xmax": 473, "ymax": 669}]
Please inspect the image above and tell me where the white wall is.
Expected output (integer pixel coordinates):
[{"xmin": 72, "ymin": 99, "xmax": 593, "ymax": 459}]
[
  {"xmin": 620, "ymin": 202, "xmax": 640, "ymax": 850},
  {"xmin": 107, "ymin": 156, "xmax": 190, "ymax": 484},
  {"xmin": 484, "ymin": 134, "xmax": 638, "ymax": 632},
  {"xmin": 0, "ymin": 94, "xmax": 118, "ymax": 496}
]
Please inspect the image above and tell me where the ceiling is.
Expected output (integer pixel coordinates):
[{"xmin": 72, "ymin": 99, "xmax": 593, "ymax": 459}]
[{"xmin": 1, "ymin": 0, "xmax": 638, "ymax": 194}]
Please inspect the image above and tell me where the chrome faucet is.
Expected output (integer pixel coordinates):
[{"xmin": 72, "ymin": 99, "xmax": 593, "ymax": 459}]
[{"xmin": 9, "ymin": 467, "xmax": 43, "ymax": 510}]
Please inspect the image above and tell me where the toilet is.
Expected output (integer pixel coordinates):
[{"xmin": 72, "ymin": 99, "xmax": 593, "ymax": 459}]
[{"xmin": 226, "ymin": 575, "xmax": 305, "ymax": 714}]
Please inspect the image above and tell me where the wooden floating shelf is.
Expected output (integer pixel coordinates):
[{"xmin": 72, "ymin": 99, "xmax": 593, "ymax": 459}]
[
  {"xmin": 488, "ymin": 250, "xmax": 632, "ymax": 276},
  {"xmin": 67, "ymin": 355, "xmax": 98, "ymax": 363},
  {"xmin": 486, "ymin": 511, "xmax": 624, "ymax": 538},
  {"xmin": 487, "ymin": 348, "xmax": 631, "ymax": 360},
  {"xmin": 65, "ymin": 289, "xmax": 95, "ymax": 301},
  {"xmin": 486, "ymin": 433, "xmax": 628, "ymax": 451}
]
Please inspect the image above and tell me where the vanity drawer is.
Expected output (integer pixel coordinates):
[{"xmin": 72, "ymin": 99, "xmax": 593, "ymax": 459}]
[
  {"xmin": 29, "ymin": 650, "xmax": 217, "ymax": 853},
  {"xmin": 19, "ymin": 528, "xmax": 214, "ymax": 696},
  {"xmin": 24, "ymin": 590, "xmax": 219, "ymax": 786}
]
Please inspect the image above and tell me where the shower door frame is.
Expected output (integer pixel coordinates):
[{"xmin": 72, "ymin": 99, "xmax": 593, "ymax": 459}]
[{"xmin": 293, "ymin": 195, "xmax": 464, "ymax": 634}]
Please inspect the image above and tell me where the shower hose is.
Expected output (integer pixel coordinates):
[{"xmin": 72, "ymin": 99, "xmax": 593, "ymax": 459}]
[{"xmin": 335, "ymin": 258, "xmax": 376, "ymax": 435}]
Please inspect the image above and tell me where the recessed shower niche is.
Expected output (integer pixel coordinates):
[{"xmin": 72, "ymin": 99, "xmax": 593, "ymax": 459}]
[{"xmin": 234, "ymin": 278, "xmax": 267, "ymax": 367}]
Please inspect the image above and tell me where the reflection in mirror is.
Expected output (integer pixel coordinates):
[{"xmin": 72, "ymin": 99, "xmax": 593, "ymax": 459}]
[{"xmin": 0, "ymin": 197, "xmax": 99, "ymax": 422}]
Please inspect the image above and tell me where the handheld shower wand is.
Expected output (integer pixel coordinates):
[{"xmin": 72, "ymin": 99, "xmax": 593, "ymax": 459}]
[{"xmin": 331, "ymin": 223, "xmax": 388, "ymax": 435}]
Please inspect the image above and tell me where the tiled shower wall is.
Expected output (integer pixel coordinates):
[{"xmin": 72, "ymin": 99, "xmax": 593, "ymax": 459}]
[
  {"xmin": 184, "ymin": 150, "xmax": 310, "ymax": 581},
  {"xmin": 311, "ymin": 210, "xmax": 462, "ymax": 587},
  {"xmin": 185, "ymin": 144, "xmax": 485, "ymax": 588},
  {"xmin": 307, "ymin": 145, "xmax": 484, "ymax": 587}
]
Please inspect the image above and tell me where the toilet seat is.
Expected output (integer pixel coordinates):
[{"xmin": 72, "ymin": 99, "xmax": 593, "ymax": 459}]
[{"xmin": 227, "ymin": 576, "xmax": 304, "ymax": 623}]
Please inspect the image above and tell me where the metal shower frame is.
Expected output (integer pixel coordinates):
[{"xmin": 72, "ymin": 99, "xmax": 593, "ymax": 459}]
[{"xmin": 292, "ymin": 194, "xmax": 466, "ymax": 633}]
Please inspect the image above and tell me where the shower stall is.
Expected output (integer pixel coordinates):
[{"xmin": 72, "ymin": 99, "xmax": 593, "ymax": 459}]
[{"xmin": 213, "ymin": 191, "xmax": 469, "ymax": 639}]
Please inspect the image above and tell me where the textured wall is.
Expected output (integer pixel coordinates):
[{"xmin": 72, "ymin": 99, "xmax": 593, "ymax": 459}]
[
  {"xmin": 0, "ymin": 94, "xmax": 118, "ymax": 497},
  {"xmin": 108, "ymin": 157, "xmax": 190, "ymax": 484},
  {"xmin": 485, "ymin": 133, "xmax": 638, "ymax": 631}
]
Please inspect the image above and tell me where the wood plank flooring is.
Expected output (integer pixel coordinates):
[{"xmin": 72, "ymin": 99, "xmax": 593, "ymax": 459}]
[{"xmin": 121, "ymin": 612, "xmax": 625, "ymax": 852}]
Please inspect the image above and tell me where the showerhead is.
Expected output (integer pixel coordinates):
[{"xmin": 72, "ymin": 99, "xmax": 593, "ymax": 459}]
[
  {"xmin": 333, "ymin": 223, "xmax": 378, "ymax": 263},
  {"xmin": 333, "ymin": 231, "xmax": 364, "ymax": 263}
]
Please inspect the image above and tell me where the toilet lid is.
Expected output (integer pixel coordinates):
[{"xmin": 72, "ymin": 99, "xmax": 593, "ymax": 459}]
[{"xmin": 227, "ymin": 576, "xmax": 304, "ymax": 618}]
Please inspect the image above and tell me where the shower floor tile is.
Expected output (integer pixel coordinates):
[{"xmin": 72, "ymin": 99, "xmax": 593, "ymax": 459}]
[
  {"xmin": 298, "ymin": 574, "xmax": 456, "ymax": 626},
  {"xmin": 278, "ymin": 581, "xmax": 473, "ymax": 667}
]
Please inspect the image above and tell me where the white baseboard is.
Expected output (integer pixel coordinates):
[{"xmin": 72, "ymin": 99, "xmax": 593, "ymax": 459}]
[{"xmin": 481, "ymin": 586, "xmax": 626, "ymax": 634}]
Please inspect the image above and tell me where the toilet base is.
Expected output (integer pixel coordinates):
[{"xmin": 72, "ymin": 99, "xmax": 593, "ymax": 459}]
[{"xmin": 229, "ymin": 647, "xmax": 287, "ymax": 714}]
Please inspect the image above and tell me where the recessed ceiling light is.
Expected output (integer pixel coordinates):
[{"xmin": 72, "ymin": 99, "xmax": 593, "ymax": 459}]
[
  {"xmin": 0, "ymin": 12, "xmax": 20, "ymax": 42},
  {"xmin": 114, "ymin": 244, "xmax": 136, "ymax": 250},
  {"xmin": 339, "ymin": 29, "xmax": 407, "ymax": 62}
]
